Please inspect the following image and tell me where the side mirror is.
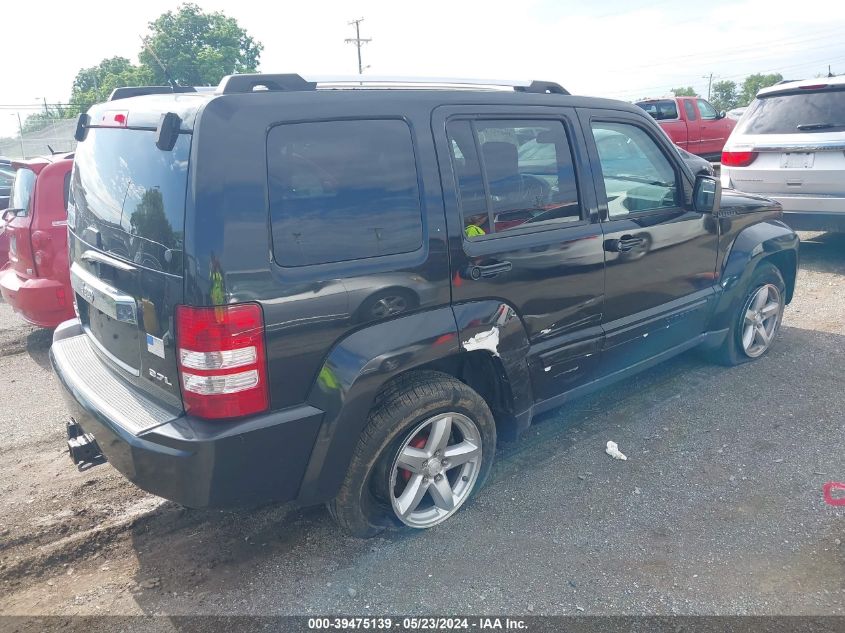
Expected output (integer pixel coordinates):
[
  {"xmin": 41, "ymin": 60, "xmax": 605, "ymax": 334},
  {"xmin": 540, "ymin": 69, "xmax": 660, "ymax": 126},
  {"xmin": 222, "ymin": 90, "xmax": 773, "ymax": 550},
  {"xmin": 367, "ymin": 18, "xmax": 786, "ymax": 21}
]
[
  {"xmin": 719, "ymin": 110, "xmax": 727, "ymax": 119},
  {"xmin": 693, "ymin": 175, "xmax": 721, "ymax": 214}
]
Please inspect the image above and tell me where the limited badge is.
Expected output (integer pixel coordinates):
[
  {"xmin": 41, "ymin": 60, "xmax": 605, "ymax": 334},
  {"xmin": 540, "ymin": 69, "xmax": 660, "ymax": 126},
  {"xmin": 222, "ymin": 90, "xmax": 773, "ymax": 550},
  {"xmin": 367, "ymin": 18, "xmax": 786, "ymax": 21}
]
[{"xmin": 146, "ymin": 333, "xmax": 165, "ymax": 359}]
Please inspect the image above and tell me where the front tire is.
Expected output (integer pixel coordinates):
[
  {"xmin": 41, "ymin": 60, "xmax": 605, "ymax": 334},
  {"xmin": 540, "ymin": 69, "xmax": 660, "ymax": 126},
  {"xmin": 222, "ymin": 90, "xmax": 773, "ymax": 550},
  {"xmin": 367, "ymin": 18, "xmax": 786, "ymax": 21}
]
[
  {"xmin": 327, "ymin": 371, "xmax": 496, "ymax": 538},
  {"xmin": 709, "ymin": 263, "xmax": 786, "ymax": 366}
]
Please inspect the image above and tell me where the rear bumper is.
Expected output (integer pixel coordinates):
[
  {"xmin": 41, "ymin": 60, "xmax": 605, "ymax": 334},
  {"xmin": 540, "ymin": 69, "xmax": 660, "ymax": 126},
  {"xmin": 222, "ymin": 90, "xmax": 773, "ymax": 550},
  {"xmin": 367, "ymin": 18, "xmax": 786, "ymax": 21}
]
[
  {"xmin": 51, "ymin": 319, "xmax": 324, "ymax": 508},
  {"xmin": 0, "ymin": 268, "xmax": 74, "ymax": 327}
]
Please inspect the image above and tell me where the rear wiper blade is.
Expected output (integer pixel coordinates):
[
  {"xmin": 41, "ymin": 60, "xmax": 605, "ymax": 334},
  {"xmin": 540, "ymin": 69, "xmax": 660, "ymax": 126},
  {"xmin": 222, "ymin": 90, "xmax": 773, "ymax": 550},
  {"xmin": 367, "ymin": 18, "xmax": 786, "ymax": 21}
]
[{"xmin": 796, "ymin": 122, "xmax": 845, "ymax": 130}]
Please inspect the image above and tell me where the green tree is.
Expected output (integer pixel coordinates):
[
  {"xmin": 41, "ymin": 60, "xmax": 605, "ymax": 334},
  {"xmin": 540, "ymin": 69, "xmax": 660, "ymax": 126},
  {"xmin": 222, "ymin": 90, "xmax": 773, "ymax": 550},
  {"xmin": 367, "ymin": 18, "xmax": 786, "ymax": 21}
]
[
  {"xmin": 139, "ymin": 3, "xmax": 263, "ymax": 86},
  {"xmin": 69, "ymin": 57, "xmax": 153, "ymax": 115},
  {"xmin": 740, "ymin": 73, "xmax": 783, "ymax": 105},
  {"xmin": 710, "ymin": 80, "xmax": 739, "ymax": 112},
  {"xmin": 671, "ymin": 86, "xmax": 697, "ymax": 97}
]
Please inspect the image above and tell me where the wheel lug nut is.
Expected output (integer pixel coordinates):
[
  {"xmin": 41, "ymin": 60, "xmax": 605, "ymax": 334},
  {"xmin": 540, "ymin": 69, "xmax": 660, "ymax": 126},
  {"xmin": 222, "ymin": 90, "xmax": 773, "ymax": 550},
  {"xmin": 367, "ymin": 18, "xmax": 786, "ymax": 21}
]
[{"xmin": 435, "ymin": 474, "xmax": 443, "ymax": 481}]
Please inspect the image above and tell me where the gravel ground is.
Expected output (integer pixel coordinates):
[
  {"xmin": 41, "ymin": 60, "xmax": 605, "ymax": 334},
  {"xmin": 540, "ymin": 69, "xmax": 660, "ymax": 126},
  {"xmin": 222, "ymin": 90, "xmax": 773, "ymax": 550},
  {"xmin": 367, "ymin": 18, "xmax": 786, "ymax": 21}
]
[{"xmin": 0, "ymin": 231, "xmax": 843, "ymax": 617}]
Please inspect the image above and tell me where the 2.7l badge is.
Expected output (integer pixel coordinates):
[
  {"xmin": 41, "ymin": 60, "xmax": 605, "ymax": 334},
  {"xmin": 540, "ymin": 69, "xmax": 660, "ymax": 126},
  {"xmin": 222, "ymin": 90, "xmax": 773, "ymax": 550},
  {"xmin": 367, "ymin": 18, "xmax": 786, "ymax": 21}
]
[{"xmin": 148, "ymin": 368, "xmax": 172, "ymax": 386}]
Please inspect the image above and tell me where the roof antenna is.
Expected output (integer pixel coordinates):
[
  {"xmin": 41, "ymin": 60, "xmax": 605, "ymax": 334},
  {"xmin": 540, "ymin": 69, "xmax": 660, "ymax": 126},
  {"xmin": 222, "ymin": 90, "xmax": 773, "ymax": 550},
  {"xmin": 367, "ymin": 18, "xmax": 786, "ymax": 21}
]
[{"xmin": 140, "ymin": 36, "xmax": 179, "ymax": 89}]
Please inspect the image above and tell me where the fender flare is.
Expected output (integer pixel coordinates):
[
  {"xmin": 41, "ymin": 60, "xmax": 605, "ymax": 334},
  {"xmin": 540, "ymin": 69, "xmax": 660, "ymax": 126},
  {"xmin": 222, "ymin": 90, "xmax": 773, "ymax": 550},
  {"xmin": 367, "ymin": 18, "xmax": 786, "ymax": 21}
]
[
  {"xmin": 297, "ymin": 301, "xmax": 535, "ymax": 504},
  {"xmin": 710, "ymin": 219, "xmax": 799, "ymax": 333},
  {"xmin": 298, "ymin": 306, "xmax": 460, "ymax": 504}
]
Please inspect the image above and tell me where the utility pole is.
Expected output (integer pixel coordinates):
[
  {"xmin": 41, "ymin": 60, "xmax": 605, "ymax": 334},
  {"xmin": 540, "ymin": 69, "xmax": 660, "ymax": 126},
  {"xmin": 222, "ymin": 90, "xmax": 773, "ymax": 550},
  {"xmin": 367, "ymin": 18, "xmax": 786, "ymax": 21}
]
[
  {"xmin": 345, "ymin": 18, "xmax": 371, "ymax": 75},
  {"xmin": 702, "ymin": 73, "xmax": 714, "ymax": 100}
]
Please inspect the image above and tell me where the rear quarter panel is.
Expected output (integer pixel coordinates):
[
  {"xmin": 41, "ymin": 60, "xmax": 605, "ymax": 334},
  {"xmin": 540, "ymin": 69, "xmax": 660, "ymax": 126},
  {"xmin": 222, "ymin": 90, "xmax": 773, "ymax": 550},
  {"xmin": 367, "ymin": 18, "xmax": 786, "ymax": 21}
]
[{"xmin": 187, "ymin": 93, "xmax": 452, "ymax": 410}]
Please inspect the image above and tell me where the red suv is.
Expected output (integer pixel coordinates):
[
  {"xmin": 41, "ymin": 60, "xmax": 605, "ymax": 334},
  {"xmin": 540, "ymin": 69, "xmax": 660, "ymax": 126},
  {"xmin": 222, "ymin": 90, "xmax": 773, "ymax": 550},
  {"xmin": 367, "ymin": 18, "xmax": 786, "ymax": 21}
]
[{"xmin": 0, "ymin": 154, "xmax": 75, "ymax": 327}]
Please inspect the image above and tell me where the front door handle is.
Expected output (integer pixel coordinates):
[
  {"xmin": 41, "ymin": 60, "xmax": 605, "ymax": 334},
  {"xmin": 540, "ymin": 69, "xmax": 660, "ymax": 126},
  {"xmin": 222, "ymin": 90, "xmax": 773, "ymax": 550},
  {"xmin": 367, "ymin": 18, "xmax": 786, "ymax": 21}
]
[
  {"xmin": 604, "ymin": 235, "xmax": 643, "ymax": 253},
  {"xmin": 468, "ymin": 261, "xmax": 513, "ymax": 280}
]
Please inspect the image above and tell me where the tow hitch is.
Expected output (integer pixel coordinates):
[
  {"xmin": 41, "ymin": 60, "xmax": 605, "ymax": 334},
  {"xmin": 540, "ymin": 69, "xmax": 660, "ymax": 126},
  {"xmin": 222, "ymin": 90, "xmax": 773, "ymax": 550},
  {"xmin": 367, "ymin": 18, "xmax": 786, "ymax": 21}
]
[{"xmin": 66, "ymin": 419, "xmax": 106, "ymax": 471}]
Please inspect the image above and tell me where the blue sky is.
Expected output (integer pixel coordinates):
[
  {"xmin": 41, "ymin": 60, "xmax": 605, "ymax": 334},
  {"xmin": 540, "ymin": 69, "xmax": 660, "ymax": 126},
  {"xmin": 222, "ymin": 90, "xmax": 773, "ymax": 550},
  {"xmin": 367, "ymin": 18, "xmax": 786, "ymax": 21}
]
[{"xmin": 2, "ymin": 0, "xmax": 844, "ymax": 138}]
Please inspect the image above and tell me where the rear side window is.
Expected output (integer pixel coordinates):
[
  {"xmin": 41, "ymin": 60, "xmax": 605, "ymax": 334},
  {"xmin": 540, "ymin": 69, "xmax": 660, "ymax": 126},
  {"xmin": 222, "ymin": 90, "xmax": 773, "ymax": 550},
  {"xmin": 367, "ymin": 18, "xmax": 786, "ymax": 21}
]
[
  {"xmin": 268, "ymin": 119, "xmax": 423, "ymax": 267},
  {"xmin": 447, "ymin": 119, "xmax": 581, "ymax": 239},
  {"xmin": 738, "ymin": 88, "xmax": 845, "ymax": 134},
  {"xmin": 9, "ymin": 168, "xmax": 36, "ymax": 216},
  {"xmin": 635, "ymin": 100, "xmax": 679, "ymax": 121}
]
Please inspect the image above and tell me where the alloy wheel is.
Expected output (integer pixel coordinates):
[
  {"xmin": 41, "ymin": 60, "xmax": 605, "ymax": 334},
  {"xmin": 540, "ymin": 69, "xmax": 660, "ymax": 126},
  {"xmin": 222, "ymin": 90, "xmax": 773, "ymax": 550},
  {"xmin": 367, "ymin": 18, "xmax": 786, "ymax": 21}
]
[
  {"xmin": 388, "ymin": 412, "xmax": 482, "ymax": 528},
  {"xmin": 741, "ymin": 283, "xmax": 783, "ymax": 358},
  {"xmin": 370, "ymin": 295, "xmax": 408, "ymax": 318}
]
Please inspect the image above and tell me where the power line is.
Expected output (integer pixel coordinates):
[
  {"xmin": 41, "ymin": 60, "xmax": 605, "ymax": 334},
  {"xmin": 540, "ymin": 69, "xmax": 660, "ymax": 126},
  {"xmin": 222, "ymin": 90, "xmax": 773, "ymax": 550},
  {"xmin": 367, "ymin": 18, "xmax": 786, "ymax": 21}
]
[{"xmin": 344, "ymin": 18, "xmax": 372, "ymax": 75}]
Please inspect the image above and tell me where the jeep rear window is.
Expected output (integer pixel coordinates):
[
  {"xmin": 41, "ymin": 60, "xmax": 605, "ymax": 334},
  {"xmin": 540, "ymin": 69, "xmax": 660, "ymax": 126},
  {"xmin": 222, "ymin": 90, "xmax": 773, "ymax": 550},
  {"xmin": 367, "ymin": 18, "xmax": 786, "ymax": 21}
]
[
  {"xmin": 268, "ymin": 119, "xmax": 423, "ymax": 267},
  {"xmin": 738, "ymin": 87, "xmax": 845, "ymax": 134},
  {"xmin": 635, "ymin": 100, "xmax": 679, "ymax": 121},
  {"xmin": 9, "ymin": 168, "xmax": 36, "ymax": 216},
  {"xmin": 71, "ymin": 128, "xmax": 190, "ymax": 272}
]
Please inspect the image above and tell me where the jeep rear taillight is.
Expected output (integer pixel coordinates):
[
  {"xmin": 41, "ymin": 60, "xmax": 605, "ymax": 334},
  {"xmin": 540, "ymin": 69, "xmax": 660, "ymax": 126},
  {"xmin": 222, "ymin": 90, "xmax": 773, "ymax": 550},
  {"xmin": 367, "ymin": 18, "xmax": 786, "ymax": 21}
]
[
  {"xmin": 721, "ymin": 150, "xmax": 758, "ymax": 167},
  {"xmin": 175, "ymin": 303, "xmax": 269, "ymax": 420}
]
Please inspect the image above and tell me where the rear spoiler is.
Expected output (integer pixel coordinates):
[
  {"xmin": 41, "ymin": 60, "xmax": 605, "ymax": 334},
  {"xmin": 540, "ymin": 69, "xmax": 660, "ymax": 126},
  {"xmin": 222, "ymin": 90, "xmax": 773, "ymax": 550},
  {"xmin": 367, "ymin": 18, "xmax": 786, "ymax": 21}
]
[{"xmin": 74, "ymin": 110, "xmax": 182, "ymax": 152}]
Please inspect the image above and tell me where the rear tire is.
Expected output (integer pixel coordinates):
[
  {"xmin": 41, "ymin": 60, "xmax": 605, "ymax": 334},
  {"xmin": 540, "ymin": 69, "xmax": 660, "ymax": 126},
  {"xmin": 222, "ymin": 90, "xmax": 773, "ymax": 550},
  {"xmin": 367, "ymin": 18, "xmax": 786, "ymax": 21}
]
[
  {"xmin": 708, "ymin": 263, "xmax": 786, "ymax": 366},
  {"xmin": 327, "ymin": 371, "xmax": 496, "ymax": 538}
]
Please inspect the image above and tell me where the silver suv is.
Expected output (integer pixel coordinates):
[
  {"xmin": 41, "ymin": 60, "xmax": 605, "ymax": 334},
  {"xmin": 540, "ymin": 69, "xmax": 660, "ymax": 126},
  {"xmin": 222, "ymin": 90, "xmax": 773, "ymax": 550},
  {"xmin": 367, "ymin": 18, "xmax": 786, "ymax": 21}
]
[{"xmin": 721, "ymin": 76, "xmax": 845, "ymax": 232}]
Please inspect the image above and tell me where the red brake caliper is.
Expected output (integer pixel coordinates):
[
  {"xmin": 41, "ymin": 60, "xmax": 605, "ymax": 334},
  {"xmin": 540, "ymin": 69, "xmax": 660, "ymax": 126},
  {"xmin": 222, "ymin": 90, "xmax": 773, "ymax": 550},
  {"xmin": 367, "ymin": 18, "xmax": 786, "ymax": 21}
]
[{"xmin": 401, "ymin": 434, "xmax": 428, "ymax": 482}]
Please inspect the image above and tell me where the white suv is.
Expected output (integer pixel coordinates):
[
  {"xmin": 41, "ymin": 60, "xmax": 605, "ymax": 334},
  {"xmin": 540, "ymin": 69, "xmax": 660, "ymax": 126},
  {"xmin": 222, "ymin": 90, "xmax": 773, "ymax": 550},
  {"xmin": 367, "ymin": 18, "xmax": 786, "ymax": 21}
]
[{"xmin": 721, "ymin": 76, "xmax": 845, "ymax": 232}]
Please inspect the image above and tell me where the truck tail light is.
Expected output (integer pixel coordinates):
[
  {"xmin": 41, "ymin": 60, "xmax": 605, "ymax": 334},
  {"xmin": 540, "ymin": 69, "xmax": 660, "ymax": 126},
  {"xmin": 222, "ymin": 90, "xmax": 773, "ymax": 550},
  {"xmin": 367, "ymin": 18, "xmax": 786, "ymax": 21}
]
[
  {"xmin": 175, "ymin": 303, "xmax": 269, "ymax": 420},
  {"xmin": 31, "ymin": 230, "xmax": 53, "ymax": 276},
  {"xmin": 722, "ymin": 150, "xmax": 758, "ymax": 167}
]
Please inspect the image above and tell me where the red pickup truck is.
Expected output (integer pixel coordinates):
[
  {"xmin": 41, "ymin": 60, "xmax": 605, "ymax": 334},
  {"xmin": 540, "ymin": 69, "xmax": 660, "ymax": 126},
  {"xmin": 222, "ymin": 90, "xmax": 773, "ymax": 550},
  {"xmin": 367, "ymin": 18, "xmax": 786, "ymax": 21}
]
[{"xmin": 635, "ymin": 96, "xmax": 736, "ymax": 160}]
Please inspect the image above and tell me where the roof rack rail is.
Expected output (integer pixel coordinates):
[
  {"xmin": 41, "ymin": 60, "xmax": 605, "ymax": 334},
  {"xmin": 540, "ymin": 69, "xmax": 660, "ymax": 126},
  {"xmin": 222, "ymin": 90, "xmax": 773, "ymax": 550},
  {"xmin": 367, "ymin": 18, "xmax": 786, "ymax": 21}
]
[
  {"xmin": 215, "ymin": 73, "xmax": 569, "ymax": 95},
  {"xmin": 109, "ymin": 86, "xmax": 198, "ymax": 101}
]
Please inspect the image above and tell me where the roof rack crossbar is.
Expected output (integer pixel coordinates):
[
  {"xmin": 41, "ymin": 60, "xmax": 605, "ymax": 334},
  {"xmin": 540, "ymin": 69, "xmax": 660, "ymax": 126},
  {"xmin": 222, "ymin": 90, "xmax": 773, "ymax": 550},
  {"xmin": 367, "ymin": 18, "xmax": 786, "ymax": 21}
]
[
  {"xmin": 215, "ymin": 73, "xmax": 569, "ymax": 95},
  {"xmin": 217, "ymin": 74, "xmax": 317, "ymax": 94},
  {"xmin": 109, "ymin": 86, "xmax": 197, "ymax": 101}
]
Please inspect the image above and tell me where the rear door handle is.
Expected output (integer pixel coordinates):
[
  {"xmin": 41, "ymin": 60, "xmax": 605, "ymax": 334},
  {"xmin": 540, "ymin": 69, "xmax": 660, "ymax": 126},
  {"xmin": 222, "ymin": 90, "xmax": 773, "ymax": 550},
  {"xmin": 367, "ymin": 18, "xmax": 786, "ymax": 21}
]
[
  {"xmin": 604, "ymin": 235, "xmax": 642, "ymax": 253},
  {"xmin": 469, "ymin": 261, "xmax": 512, "ymax": 280}
]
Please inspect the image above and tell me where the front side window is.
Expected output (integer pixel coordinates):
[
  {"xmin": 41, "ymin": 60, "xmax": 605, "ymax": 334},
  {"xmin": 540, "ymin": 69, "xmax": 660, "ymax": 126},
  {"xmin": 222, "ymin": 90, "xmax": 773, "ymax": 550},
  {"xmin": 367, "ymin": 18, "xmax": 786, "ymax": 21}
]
[
  {"xmin": 684, "ymin": 100, "xmax": 698, "ymax": 121},
  {"xmin": 268, "ymin": 119, "xmax": 423, "ymax": 267},
  {"xmin": 447, "ymin": 119, "xmax": 581, "ymax": 239},
  {"xmin": 591, "ymin": 122, "xmax": 678, "ymax": 217},
  {"xmin": 697, "ymin": 99, "xmax": 719, "ymax": 120}
]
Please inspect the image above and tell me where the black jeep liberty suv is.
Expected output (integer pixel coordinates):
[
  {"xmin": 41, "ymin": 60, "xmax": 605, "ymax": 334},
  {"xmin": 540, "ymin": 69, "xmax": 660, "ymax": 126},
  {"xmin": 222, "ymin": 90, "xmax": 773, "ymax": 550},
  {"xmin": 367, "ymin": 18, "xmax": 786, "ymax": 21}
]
[{"xmin": 52, "ymin": 74, "xmax": 799, "ymax": 536}]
